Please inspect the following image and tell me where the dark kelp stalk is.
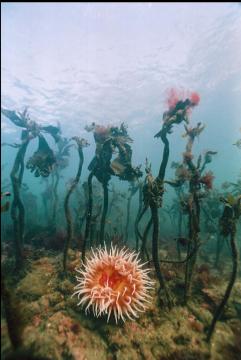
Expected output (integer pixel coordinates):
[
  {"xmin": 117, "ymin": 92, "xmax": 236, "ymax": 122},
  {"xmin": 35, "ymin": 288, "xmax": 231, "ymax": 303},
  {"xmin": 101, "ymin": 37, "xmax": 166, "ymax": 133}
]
[
  {"xmin": 1, "ymin": 108, "xmax": 59, "ymax": 267},
  {"xmin": 63, "ymin": 137, "xmax": 89, "ymax": 272},
  {"xmin": 206, "ymin": 195, "xmax": 240, "ymax": 341},
  {"xmin": 142, "ymin": 91, "xmax": 201, "ymax": 307},
  {"xmin": 82, "ymin": 122, "xmax": 142, "ymax": 262}
]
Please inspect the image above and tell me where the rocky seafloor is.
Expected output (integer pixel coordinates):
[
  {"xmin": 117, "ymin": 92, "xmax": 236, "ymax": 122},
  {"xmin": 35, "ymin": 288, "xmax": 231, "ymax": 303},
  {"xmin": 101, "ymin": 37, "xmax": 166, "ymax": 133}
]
[{"xmin": 1, "ymin": 248, "xmax": 241, "ymax": 360}]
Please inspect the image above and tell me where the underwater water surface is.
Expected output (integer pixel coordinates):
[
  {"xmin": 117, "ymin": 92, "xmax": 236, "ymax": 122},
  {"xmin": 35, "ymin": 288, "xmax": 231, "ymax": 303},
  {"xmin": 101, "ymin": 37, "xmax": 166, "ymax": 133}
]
[{"xmin": 1, "ymin": 3, "xmax": 241, "ymax": 360}]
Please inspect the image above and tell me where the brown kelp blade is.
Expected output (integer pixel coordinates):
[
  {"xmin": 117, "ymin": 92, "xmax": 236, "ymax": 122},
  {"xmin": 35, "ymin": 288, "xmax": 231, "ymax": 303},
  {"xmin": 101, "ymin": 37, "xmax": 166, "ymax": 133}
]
[{"xmin": 1, "ymin": 108, "xmax": 27, "ymax": 128}]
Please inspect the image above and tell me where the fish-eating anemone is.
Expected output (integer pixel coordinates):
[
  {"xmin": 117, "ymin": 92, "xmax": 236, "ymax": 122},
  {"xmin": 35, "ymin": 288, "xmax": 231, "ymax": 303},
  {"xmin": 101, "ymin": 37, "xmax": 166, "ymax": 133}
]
[{"xmin": 73, "ymin": 245, "xmax": 153, "ymax": 323}]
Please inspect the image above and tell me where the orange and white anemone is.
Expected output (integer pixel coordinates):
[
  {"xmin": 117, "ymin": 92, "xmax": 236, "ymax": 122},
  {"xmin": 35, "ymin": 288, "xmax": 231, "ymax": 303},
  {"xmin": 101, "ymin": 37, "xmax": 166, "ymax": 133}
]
[{"xmin": 73, "ymin": 245, "xmax": 153, "ymax": 323}]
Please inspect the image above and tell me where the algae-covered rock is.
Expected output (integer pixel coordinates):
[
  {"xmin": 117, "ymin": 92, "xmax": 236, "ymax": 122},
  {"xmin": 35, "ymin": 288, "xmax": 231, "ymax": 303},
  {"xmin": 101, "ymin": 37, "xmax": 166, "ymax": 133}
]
[
  {"xmin": 152, "ymin": 343, "xmax": 168, "ymax": 358},
  {"xmin": 48, "ymin": 291, "xmax": 64, "ymax": 307},
  {"xmin": 54, "ymin": 300, "xmax": 67, "ymax": 312},
  {"xmin": 16, "ymin": 300, "xmax": 41, "ymax": 325},
  {"xmin": 2, "ymin": 251, "xmax": 240, "ymax": 360},
  {"xmin": 115, "ymin": 348, "xmax": 141, "ymax": 360},
  {"xmin": 46, "ymin": 311, "xmax": 107, "ymax": 360},
  {"xmin": 57, "ymin": 278, "xmax": 74, "ymax": 296},
  {"xmin": 211, "ymin": 322, "xmax": 238, "ymax": 360},
  {"xmin": 187, "ymin": 302, "xmax": 212, "ymax": 325},
  {"xmin": 15, "ymin": 257, "xmax": 55, "ymax": 301},
  {"xmin": 1, "ymin": 320, "xmax": 12, "ymax": 359},
  {"xmin": 173, "ymin": 334, "xmax": 190, "ymax": 345}
]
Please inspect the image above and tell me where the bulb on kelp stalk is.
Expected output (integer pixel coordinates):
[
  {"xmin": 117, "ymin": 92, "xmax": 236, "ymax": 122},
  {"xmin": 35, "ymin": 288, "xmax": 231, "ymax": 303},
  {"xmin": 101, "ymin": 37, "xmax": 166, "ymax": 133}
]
[
  {"xmin": 26, "ymin": 135, "xmax": 56, "ymax": 177},
  {"xmin": 72, "ymin": 245, "xmax": 153, "ymax": 323},
  {"xmin": 200, "ymin": 171, "xmax": 215, "ymax": 190}
]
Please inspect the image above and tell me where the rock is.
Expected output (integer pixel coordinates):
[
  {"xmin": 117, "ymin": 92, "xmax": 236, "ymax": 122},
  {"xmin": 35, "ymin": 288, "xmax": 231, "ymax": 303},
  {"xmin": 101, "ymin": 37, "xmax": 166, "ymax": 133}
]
[
  {"xmin": 3, "ymin": 252, "xmax": 240, "ymax": 360},
  {"xmin": 187, "ymin": 315, "xmax": 204, "ymax": 333},
  {"xmin": 38, "ymin": 295, "xmax": 50, "ymax": 312},
  {"xmin": 151, "ymin": 344, "xmax": 165, "ymax": 358},
  {"xmin": 115, "ymin": 347, "xmax": 140, "ymax": 360},
  {"xmin": 57, "ymin": 278, "xmax": 73, "ymax": 295},
  {"xmin": 223, "ymin": 305, "xmax": 238, "ymax": 320},
  {"xmin": 48, "ymin": 291, "xmax": 64, "ymax": 306},
  {"xmin": 187, "ymin": 302, "xmax": 212, "ymax": 325},
  {"xmin": 174, "ymin": 334, "xmax": 191, "ymax": 345},
  {"xmin": 54, "ymin": 301, "xmax": 67, "ymax": 312}
]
